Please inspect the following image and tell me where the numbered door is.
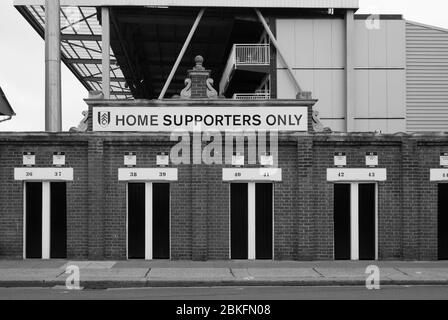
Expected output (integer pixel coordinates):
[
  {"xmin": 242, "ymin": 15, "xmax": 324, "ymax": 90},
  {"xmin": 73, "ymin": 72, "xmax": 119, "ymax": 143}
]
[
  {"xmin": 438, "ymin": 184, "xmax": 448, "ymax": 260},
  {"xmin": 333, "ymin": 183, "xmax": 377, "ymax": 260},
  {"xmin": 230, "ymin": 183, "xmax": 273, "ymax": 260},
  {"xmin": 230, "ymin": 183, "xmax": 248, "ymax": 259},
  {"xmin": 127, "ymin": 182, "xmax": 170, "ymax": 260},
  {"xmin": 25, "ymin": 182, "xmax": 67, "ymax": 259},
  {"xmin": 334, "ymin": 184, "xmax": 351, "ymax": 260}
]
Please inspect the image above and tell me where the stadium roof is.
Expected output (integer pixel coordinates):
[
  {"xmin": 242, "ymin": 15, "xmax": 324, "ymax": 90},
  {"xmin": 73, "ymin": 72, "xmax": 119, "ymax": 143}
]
[
  {"xmin": 14, "ymin": 1, "xmax": 359, "ymax": 100},
  {"xmin": 0, "ymin": 87, "xmax": 15, "ymax": 117},
  {"xmin": 15, "ymin": 1, "xmax": 360, "ymax": 9}
]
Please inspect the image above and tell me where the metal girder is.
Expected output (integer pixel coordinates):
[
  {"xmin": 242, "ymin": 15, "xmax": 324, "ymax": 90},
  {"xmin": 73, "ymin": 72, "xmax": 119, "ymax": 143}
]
[
  {"xmin": 66, "ymin": 58, "xmax": 117, "ymax": 64},
  {"xmin": 61, "ymin": 34, "xmax": 102, "ymax": 41},
  {"xmin": 158, "ymin": 8, "xmax": 205, "ymax": 99},
  {"xmin": 84, "ymin": 76, "xmax": 126, "ymax": 82}
]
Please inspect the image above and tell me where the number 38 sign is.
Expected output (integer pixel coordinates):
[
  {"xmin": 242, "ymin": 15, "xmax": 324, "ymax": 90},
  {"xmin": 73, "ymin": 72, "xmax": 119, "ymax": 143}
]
[{"xmin": 118, "ymin": 168, "xmax": 178, "ymax": 182}]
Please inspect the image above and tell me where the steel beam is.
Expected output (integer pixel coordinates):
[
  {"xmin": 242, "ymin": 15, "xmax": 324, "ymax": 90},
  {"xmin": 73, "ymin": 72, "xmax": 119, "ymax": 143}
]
[
  {"xmin": 345, "ymin": 9, "xmax": 356, "ymax": 132},
  {"xmin": 158, "ymin": 8, "xmax": 205, "ymax": 100},
  {"xmin": 62, "ymin": 34, "xmax": 102, "ymax": 41},
  {"xmin": 84, "ymin": 76, "xmax": 126, "ymax": 82},
  {"xmin": 255, "ymin": 9, "xmax": 302, "ymax": 96},
  {"xmin": 45, "ymin": 0, "xmax": 62, "ymax": 132},
  {"xmin": 102, "ymin": 7, "xmax": 111, "ymax": 99},
  {"xmin": 66, "ymin": 58, "xmax": 117, "ymax": 64}
]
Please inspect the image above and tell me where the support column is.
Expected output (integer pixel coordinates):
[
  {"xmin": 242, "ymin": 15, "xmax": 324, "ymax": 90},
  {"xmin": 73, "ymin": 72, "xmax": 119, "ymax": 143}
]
[
  {"xmin": 248, "ymin": 183, "xmax": 256, "ymax": 260},
  {"xmin": 42, "ymin": 182, "xmax": 51, "ymax": 260},
  {"xmin": 350, "ymin": 183, "xmax": 359, "ymax": 260},
  {"xmin": 145, "ymin": 182, "xmax": 153, "ymax": 260},
  {"xmin": 102, "ymin": 7, "xmax": 111, "ymax": 99},
  {"xmin": 345, "ymin": 9, "xmax": 356, "ymax": 132},
  {"xmin": 45, "ymin": 0, "xmax": 62, "ymax": 132}
]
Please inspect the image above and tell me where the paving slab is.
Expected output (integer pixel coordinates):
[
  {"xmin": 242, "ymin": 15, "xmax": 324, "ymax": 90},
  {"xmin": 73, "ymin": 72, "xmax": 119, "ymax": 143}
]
[
  {"xmin": 57, "ymin": 268, "xmax": 149, "ymax": 282},
  {"xmin": 148, "ymin": 268, "xmax": 233, "ymax": 281},
  {"xmin": 60, "ymin": 261, "xmax": 116, "ymax": 270},
  {"xmin": 0, "ymin": 260, "xmax": 66, "ymax": 269},
  {"xmin": 397, "ymin": 268, "xmax": 448, "ymax": 280},
  {"xmin": 0, "ymin": 268, "xmax": 63, "ymax": 282},
  {"xmin": 314, "ymin": 268, "xmax": 368, "ymax": 280},
  {"xmin": 232, "ymin": 268, "xmax": 321, "ymax": 280}
]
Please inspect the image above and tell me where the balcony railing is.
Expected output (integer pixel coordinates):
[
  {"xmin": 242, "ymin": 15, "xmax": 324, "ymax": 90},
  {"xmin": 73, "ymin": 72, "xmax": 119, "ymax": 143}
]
[
  {"xmin": 233, "ymin": 91, "xmax": 271, "ymax": 100},
  {"xmin": 219, "ymin": 44, "xmax": 271, "ymax": 95},
  {"xmin": 235, "ymin": 44, "xmax": 270, "ymax": 65}
]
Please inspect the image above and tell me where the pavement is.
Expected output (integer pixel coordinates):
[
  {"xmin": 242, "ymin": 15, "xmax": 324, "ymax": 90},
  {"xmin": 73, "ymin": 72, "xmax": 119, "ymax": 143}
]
[{"xmin": 0, "ymin": 260, "xmax": 448, "ymax": 289}]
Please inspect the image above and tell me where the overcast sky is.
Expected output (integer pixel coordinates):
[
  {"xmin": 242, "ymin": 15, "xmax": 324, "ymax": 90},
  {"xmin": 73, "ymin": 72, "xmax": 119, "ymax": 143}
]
[{"xmin": 1, "ymin": 0, "xmax": 448, "ymax": 132}]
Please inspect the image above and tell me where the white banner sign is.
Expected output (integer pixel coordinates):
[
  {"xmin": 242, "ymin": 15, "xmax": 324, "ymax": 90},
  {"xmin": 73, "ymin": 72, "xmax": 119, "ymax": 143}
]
[
  {"xmin": 14, "ymin": 168, "xmax": 74, "ymax": 181},
  {"xmin": 223, "ymin": 168, "xmax": 282, "ymax": 182},
  {"xmin": 327, "ymin": 168, "xmax": 387, "ymax": 182},
  {"xmin": 430, "ymin": 169, "xmax": 448, "ymax": 182},
  {"xmin": 93, "ymin": 107, "xmax": 308, "ymax": 132},
  {"xmin": 118, "ymin": 168, "xmax": 178, "ymax": 182}
]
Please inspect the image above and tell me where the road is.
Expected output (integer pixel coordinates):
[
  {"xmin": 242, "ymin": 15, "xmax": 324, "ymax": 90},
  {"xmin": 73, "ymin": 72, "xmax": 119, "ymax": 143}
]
[{"xmin": 0, "ymin": 286, "xmax": 447, "ymax": 300}]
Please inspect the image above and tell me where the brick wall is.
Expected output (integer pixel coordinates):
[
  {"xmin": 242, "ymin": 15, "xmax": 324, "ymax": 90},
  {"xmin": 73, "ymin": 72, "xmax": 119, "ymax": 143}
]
[{"xmin": 1, "ymin": 132, "xmax": 447, "ymax": 261}]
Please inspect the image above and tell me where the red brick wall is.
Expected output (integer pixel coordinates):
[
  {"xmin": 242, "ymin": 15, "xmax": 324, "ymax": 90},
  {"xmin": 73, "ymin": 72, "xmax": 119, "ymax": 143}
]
[{"xmin": 1, "ymin": 133, "xmax": 447, "ymax": 261}]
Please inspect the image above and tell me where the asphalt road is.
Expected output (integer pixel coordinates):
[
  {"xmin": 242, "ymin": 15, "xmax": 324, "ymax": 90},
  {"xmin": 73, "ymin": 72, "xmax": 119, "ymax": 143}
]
[{"xmin": 0, "ymin": 286, "xmax": 447, "ymax": 300}]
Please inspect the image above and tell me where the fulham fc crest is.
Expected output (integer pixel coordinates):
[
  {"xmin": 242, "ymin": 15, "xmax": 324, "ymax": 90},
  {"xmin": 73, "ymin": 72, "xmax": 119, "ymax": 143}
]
[{"xmin": 98, "ymin": 111, "xmax": 111, "ymax": 128}]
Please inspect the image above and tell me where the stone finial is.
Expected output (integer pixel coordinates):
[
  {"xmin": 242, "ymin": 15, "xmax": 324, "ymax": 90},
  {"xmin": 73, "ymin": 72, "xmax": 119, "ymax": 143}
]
[{"xmin": 193, "ymin": 55, "xmax": 205, "ymax": 71}]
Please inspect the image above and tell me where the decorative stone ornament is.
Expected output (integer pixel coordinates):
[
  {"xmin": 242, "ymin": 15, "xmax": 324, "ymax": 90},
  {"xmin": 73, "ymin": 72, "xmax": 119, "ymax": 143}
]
[{"xmin": 180, "ymin": 55, "xmax": 218, "ymax": 99}]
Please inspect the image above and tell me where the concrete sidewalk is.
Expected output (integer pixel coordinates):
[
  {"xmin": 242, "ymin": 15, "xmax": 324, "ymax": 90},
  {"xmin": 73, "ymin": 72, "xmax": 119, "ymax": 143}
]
[{"xmin": 0, "ymin": 260, "xmax": 448, "ymax": 289}]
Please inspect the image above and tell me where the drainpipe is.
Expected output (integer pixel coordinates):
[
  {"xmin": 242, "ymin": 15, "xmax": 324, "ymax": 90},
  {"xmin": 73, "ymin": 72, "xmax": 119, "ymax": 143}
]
[{"xmin": 45, "ymin": 0, "xmax": 62, "ymax": 132}]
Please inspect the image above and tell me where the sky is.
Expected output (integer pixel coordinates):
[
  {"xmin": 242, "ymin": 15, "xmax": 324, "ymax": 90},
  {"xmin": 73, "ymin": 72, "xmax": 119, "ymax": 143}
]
[{"xmin": 1, "ymin": 0, "xmax": 448, "ymax": 132}]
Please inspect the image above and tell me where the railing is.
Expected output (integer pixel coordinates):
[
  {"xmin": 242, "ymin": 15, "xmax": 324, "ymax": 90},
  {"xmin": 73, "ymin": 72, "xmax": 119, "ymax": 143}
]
[
  {"xmin": 234, "ymin": 44, "xmax": 270, "ymax": 65},
  {"xmin": 233, "ymin": 91, "xmax": 271, "ymax": 100},
  {"xmin": 219, "ymin": 44, "xmax": 271, "ymax": 95}
]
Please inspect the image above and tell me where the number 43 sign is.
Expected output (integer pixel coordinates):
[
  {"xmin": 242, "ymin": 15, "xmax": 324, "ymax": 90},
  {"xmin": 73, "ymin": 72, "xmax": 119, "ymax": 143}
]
[{"xmin": 327, "ymin": 168, "xmax": 387, "ymax": 182}]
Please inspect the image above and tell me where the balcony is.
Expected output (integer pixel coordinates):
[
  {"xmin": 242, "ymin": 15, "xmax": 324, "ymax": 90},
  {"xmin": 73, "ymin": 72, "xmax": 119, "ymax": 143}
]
[{"xmin": 219, "ymin": 44, "xmax": 271, "ymax": 97}]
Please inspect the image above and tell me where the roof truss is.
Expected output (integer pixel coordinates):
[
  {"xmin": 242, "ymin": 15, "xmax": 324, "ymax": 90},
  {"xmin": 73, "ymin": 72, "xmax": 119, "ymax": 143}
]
[{"xmin": 16, "ymin": 5, "xmax": 133, "ymax": 99}]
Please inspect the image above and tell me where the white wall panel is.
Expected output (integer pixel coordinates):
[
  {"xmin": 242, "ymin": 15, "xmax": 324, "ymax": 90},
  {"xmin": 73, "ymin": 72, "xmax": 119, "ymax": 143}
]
[
  {"xmin": 293, "ymin": 20, "xmax": 314, "ymax": 68},
  {"xmin": 354, "ymin": 119, "xmax": 406, "ymax": 133},
  {"xmin": 387, "ymin": 71, "xmax": 406, "ymax": 118},
  {"xmin": 355, "ymin": 20, "xmax": 405, "ymax": 68},
  {"xmin": 387, "ymin": 20, "xmax": 406, "ymax": 68},
  {"xmin": 276, "ymin": 20, "xmax": 295, "ymax": 68},
  {"xmin": 355, "ymin": 70, "xmax": 406, "ymax": 119},
  {"xmin": 368, "ymin": 70, "xmax": 388, "ymax": 118},
  {"xmin": 277, "ymin": 18, "xmax": 406, "ymax": 133},
  {"xmin": 354, "ymin": 70, "xmax": 369, "ymax": 118},
  {"xmin": 277, "ymin": 69, "xmax": 345, "ymax": 122},
  {"xmin": 277, "ymin": 19, "xmax": 345, "ymax": 68}
]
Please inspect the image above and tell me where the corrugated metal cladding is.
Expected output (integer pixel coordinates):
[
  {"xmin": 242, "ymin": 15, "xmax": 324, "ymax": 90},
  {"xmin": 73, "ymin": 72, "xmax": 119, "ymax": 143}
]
[
  {"xmin": 406, "ymin": 21, "xmax": 448, "ymax": 132},
  {"xmin": 15, "ymin": 0, "xmax": 360, "ymax": 8}
]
